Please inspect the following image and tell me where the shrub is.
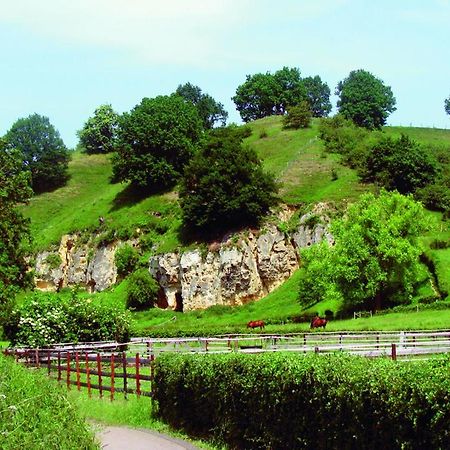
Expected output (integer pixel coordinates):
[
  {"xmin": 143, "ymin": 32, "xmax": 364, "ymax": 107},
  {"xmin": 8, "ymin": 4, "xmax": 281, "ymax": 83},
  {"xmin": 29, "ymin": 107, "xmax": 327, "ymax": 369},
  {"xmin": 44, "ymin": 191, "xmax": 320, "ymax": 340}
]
[
  {"xmin": 282, "ymin": 102, "xmax": 312, "ymax": 129},
  {"xmin": 153, "ymin": 353, "xmax": 450, "ymax": 450},
  {"xmin": 126, "ymin": 269, "xmax": 159, "ymax": 310},
  {"xmin": 115, "ymin": 244, "xmax": 139, "ymax": 277},
  {"xmin": 6, "ymin": 292, "xmax": 131, "ymax": 347},
  {"xmin": 0, "ymin": 353, "xmax": 98, "ymax": 449}
]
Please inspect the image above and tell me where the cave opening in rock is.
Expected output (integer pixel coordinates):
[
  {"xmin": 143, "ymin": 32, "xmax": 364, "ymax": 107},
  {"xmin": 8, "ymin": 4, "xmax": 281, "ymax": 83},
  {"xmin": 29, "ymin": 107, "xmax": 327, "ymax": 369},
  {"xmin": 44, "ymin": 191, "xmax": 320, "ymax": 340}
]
[{"xmin": 175, "ymin": 292, "xmax": 183, "ymax": 312}]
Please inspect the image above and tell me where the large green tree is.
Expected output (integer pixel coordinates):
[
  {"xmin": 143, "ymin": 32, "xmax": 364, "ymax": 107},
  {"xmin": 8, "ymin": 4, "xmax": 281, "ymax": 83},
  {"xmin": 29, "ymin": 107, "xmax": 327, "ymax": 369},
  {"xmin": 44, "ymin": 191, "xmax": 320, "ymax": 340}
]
[
  {"xmin": 302, "ymin": 75, "xmax": 332, "ymax": 117},
  {"xmin": 361, "ymin": 134, "xmax": 438, "ymax": 194},
  {"xmin": 175, "ymin": 83, "xmax": 228, "ymax": 129},
  {"xmin": 0, "ymin": 140, "xmax": 32, "ymax": 325},
  {"xmin": 336, "ymin": 69, "xmax": 396, "ymax": 129},
  {"xmin": 445, "ymin": 96, "xmax": 450, "ymax": 115},
  {"xmin": 112, "ymin": 95, "xmax": 203, "ymax": 190},
  {"xmin": 77, "ymin": 104, "xmax": 119, "ymax": 154},
  {"xmin": 5, "ymin": 113, "xmax": 70, "ymax": 193},
  {"xmin": 179, "ymin": 127, "xmax": 278, "ymax": 233},
  {"xmin": 232, "ymin": 67, "xmax": 307, "ymax": 122},
  {"xmin": 299, "ymin": 191, "xmax": 429, "ymax": 312}
]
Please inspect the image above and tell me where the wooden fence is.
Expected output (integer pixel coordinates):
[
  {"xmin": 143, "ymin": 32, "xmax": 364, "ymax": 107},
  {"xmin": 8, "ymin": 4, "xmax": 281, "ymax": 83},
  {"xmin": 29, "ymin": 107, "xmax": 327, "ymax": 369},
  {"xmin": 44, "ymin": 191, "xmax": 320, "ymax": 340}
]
[{"xmin": 4, "ymin": 330, "xmax": 450, "ymax": 401}]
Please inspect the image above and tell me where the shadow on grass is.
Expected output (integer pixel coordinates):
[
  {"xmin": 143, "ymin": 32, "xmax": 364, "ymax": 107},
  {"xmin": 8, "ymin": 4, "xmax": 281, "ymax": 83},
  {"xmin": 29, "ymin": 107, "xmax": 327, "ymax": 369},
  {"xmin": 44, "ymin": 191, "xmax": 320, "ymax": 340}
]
[{"xmin": 109, "ymin": 183, "xmax": 172, "ymax": 212}]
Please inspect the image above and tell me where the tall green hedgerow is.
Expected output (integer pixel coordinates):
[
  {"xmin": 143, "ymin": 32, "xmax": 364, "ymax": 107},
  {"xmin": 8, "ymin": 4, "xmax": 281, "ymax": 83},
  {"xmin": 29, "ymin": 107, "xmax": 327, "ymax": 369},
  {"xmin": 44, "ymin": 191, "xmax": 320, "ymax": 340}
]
[
  {"xmin": 0, "ymin": 353, "xmax": 98, "ymax": 449},
  {"xmin": 153, "ymin": 352, "xmax": 450, "ymax": 450}
]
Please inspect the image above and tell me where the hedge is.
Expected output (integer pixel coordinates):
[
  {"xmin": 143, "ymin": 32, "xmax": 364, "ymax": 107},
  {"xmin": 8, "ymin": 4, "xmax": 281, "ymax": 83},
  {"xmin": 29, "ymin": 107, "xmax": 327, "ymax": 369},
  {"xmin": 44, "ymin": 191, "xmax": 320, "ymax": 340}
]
[{"xmin": 153, "ymin": 352, "xmax": 450, "ymax": 450}]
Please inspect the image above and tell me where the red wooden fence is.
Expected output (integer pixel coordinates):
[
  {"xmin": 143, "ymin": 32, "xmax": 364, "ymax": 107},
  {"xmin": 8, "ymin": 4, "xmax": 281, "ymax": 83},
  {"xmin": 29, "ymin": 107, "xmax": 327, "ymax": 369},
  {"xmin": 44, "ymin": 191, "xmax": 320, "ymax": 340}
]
[{"xmin": 3, "ymin": 348, "xmax": 154, "ymax": 401}]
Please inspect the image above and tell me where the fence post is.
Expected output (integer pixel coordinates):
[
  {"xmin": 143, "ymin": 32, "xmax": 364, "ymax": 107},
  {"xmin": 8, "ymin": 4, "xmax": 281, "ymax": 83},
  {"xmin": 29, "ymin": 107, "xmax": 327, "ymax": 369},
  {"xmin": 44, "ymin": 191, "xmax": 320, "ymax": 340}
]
[
  {"xmin": 97, "ymin": 353, "xmax": 103, "ymax": 398},
  {"xmin": 135, "ymin": 353, "xmax": 141, "ymax": 397},
  {"xmin": 66, "ymin": 352, "xmax": 71, "ymax": 390},
  {"xmin": 150, "ymin": 353, "xmax": 155, "ymax": 398},
  {"xmin": 122, "ymin": 352, "xmax": 127, "ymax": 400},
  {"xmin": 75, "ymin": 352, "xmax": 81, "ymax": 391},
  {"xmin": 35, "ymin": 349, "xmax": 40, "ymax": 368},
  {"xmin": 57, "ymin": 351, "xmax": 62, "ymax": 382},
  {"xmin": 47, "ymin": 351, "xmax": 51, "ymax": 376},
  {"xmin": 391, "ymin": 343, "xmax": 397, "ymax": 361},
  {"xmin": 85, "ymin": 352, "xmax": 91, "ymax": 398},
  {"xmin": 110, "ymin": 354, "xmax": 115, "ymax": 402}
]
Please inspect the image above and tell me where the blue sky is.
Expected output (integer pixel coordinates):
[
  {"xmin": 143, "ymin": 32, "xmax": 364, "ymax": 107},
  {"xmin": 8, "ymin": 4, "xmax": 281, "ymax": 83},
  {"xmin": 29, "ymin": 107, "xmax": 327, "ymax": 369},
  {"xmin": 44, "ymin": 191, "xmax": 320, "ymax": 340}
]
[{"xmin": 1, "ymin": 0, "xmax": 449, "ymax": 148}]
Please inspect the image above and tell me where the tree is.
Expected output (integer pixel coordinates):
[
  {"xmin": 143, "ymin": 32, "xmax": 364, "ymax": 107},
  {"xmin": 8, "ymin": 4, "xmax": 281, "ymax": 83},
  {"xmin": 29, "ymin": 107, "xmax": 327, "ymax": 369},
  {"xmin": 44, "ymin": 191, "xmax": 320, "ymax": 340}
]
[
  {"xmin": 361, "ymin": 134, "xmax": 438, "ymax": 194},
  {"xmin": 5, "ymin": 114, "xmax": 70, "ymax": 193},
  {"xmin": 336, "ymin": 69, "xmax": 396, "ymax": 129},
  {"xmin": 302, "ymin": 75, "xmax": 332, "ymax": 117},
  {"xmin": 445, "ymin": 96, "xmax": 450, "ymax": 115},
  {"xmin": 77, "ymin": 104, "xmax": 119, "ymax": 154},
  {"xmin": 179, "ymin": 126, "xmax": 278, "ymax": 233},
  {"xmin": 175, "ymin": 83, "xmax": 228, "ymax": 129},
  {"xmin": 232, "ymin": 67, "xmax": 307, "ymax": 122},
  {"xmin": 0, "ymin": 140, "xmax": 33, "ymax": 325},
  {"xmin": 282, "ymin": 102, "xmax": 313, "ymax": 129},
  {"xmin": 299, "ymin": 191, "xmax": 429, "ymax": 312},
  {"xmin": 112, "ymin": 95, "xmax": 203, "ymax": 190}
]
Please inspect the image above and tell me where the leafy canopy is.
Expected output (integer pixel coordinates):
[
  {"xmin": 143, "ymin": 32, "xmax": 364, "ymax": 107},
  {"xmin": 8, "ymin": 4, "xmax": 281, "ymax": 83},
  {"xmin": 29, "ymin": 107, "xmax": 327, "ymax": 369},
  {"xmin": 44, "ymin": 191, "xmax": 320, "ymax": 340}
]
[
  {"xmin": 302, "ymin": 75, "xmax": 332, "ymax": 117},
  {"xmin": 445, "ymin": 96, "xmax": 450, "ymax": 115},
  {"xmin": 0, "ymin": 140, "xmax": 33, "ymax": 324},
  {"xmin": 77, "ymin": 104, "xmax": 119, "ymax": 154},
  {"xmin": 112, "ymin": 94, "xmax": 203, "ymax": 190},
  {"xmin": 361, "ymin": 134, "xmax": 438, "ymax": 194},
  {"xmin": 179, "ymin": 126, "xmax": 278, "ymax": 234},
  {"xmin": 282, "ymin": 102, "xmax": 313, "ymax": 129},
  {"xmin": 299, "ymin": 191, "xmax": 430, "ymax": 312},
  {"xmin": 175, "ymin": 83, "xmax": 228, "ymax": 129},
  {"xmin": 4, "ymin": 113, "xmax": 71, "ymax": 193},
  {"xmin": 336, "ymin": 69, "xmax": 396, "ymax": 129}
]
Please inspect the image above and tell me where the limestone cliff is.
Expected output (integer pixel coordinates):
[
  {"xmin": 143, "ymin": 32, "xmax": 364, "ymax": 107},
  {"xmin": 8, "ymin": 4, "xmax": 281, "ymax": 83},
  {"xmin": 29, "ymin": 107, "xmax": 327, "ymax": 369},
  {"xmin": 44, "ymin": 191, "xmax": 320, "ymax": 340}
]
[{"xmin": 34, "ymin": 204, "xmax": 333, "ymax": 310}]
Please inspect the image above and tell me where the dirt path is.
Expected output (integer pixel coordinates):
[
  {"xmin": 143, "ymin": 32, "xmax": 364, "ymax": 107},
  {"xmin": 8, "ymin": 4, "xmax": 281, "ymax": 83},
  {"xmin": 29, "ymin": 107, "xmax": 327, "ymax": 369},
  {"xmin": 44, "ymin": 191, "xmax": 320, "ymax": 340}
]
[{"xmin": 96, "ymin": 425, "xmax": 201, "ymax": 450}]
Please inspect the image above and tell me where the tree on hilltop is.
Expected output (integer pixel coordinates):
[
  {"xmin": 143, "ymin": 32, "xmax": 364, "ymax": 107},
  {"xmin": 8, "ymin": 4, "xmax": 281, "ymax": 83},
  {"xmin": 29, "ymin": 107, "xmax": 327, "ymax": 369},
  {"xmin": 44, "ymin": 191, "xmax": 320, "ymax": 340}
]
[
  {"xmin": 5, "ymin": 114, "xmax": 71, "ymax": 193},
  {"xmin": 445, "ymin": 96, "xmax": 450, "ymax": 115},
  {"xmin": 175, "ymin": 83, "xmax": 228, "ymax": 129},
  {"xmin": 336, "ymin": 69, "xmax": 396, "ymax": 129},
  {"xmin": 232, "ymin": 67, "xmax": 307, "ymax": 122},
  {"xmin": 302, "ymin": 75, "xmax": 332, "ymax": 117},
  {"xmin": 77, "ymin": 104, "xmax": 119, "ymax": 154},
  {"xmin": 112, "ymin": 95, "xmax": 203, "ymax": 191}
]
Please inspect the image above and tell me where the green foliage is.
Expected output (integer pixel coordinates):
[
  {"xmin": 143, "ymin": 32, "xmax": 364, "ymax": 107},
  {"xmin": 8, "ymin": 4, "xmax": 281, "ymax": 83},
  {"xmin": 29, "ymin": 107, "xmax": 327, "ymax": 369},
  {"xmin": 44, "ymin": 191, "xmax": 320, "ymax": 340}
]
[
  {"xmin": 179, "ymin": 126, "xmax": 278, "ymax": 233},
  {"xmin": 153, "ymin": 352, "xmax": 450, "ymax": 450},
  {"xmin": 77, "ymin": 104, "xmax": 119, "ymax": 154},
  {"xmin": 126, "ymin": 269, "xmax": 159, "ymax": 310},
  {"xmin": 0, "ymin": 353, "xmax": 98, "ymax": 449},
  {"xmin": 175, "ymin": 82, "xmax": 228, "ymax": 129},
  {"xmin": 300, "ymin": 191, "xmax": 430, "ymax": 312},
  {"xmin": 282, "ymin": 102, "xmax": 312, "ymax": 129},
  {"xmin": 5, "ymin": 292, "xmax": 131, "ymax": 347},
  {"xmin": 112, "ymin": 94, "xmax": 203, "ymax": 190},
  {"xmin": 232, "ymin": 67, "xmax": 307, "ymax": 122},
  {"xmin": 302, "ymin": 75, "xmax": 332, "ymax": 117},
  {"xmin": 416, "ymin": 177, "xmax": 450, "ymax": 217},
  {"xmin": 0, "ymin": 141, "xmax": 33, "ymax": 325},
  {"xmin": 445, "ymin": 96, "xmax": 450, "ymax": 115},
  {"xmin": 361, "ymin": 134, "xmax": 439, "ymax": 194},
  {"xmin": 114, "ymin": 244, "xmax": 139, "ymax": 277},
  {"xmin": 44, "ymin": 253, "xmax": 61, "ymax": 270},
  {"xmin": 5, "ymin": 113, "xmax": 71, "ymax": 193},
  {"xmin": 336, "ymin": 69, "xmax": 397, "ymax": 129}
]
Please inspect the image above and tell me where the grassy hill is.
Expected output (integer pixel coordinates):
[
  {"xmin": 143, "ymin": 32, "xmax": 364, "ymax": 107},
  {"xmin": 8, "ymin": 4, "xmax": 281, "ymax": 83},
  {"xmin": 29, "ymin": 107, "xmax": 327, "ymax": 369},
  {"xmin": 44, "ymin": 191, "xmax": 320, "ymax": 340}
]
[{"xmin": 20, "ymin": 117, "xmax": 450, "ymax": 333}]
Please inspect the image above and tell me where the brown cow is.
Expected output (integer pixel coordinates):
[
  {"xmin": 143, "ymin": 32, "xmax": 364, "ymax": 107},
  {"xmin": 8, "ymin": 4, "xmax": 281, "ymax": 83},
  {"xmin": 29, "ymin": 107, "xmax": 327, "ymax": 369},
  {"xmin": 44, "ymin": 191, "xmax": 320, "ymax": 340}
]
[
  {"xmin": 247, "ymin": 320, "xmax": 265, "ymax": 330},
  {"xmin": 310, "ymin": 316, "xmax": 327, "ymax": 329}
]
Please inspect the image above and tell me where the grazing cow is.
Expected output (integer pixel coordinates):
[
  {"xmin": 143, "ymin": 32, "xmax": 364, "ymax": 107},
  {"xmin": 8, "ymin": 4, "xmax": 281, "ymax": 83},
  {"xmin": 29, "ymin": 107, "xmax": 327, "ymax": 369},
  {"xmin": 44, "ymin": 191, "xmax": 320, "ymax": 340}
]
[
  {"xmin": 310, "ymin": 316, "xmax": 327, "ymax": 329},
  {"xmin": 247, "ymin": 320, "xmax": 265, "ymax": 330}
]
